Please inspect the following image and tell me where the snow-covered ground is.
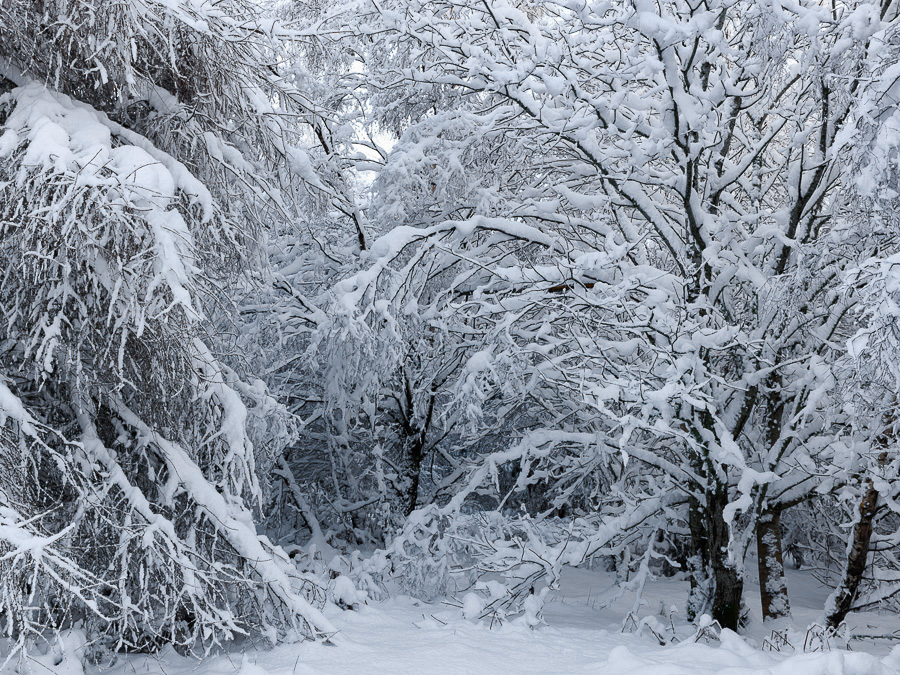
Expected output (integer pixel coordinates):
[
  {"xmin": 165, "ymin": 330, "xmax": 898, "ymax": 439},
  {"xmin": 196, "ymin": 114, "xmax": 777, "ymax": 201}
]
[{"xmin": 27, "ymin": 566, "xmax": 898, "ymax": 675}]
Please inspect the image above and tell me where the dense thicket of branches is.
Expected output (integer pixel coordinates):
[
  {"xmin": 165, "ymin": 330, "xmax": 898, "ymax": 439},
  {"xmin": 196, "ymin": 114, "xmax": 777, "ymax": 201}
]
[{"xmin": 1, "ymin": 0, "xmax": 899, "ymax": 660}]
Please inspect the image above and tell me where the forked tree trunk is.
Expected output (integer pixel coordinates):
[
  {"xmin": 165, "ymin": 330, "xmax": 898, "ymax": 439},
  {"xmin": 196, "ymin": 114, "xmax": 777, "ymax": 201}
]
[{"xmin": 756, "ymin": 507, "xmax": 790, "ymax": 622}]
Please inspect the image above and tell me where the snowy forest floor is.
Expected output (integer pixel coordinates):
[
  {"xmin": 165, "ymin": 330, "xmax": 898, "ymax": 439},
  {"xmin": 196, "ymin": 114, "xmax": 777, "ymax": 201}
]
[{"xmin": 22, "ymin": 566, "xmax": 900, "ymax": 675}]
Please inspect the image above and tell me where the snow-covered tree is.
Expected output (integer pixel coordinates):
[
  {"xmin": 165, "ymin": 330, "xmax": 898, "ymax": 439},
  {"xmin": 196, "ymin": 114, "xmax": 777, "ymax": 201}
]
[
  {"xmin": 321, "ymin": 0, "xmax": 900, "ymax": 630},
  {"xmin": 824, "ymin": 18, "xmax": 900, "ymax": 625},
  {"xmin": 0, "ymin": 0, "xmax": 337, "ymax": 657}
]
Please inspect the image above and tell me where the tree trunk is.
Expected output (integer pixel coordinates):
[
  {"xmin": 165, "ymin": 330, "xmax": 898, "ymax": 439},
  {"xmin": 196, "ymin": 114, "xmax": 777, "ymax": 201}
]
[
  {"xmin": 687, "ymin": 487, "xmax": 744, "ymax": 630},
  {"xmin": 825, "ymin": 432, "xmax": 889, "ymax": 629},
  {"xmin": 824, "ymin": 476, "xmax": 879, "ymax": 628},
  {"xmin": 402, "ymin": 413, "xmax": 432, "ymax": 517},
  {"xmin": 756, "ymin": 507, "xmax": 790, "ymax": 622},
  {"xmin": 686, "ymin": 495, "xmax": 711, "ymax": 621},
  {"xmin": 397, "ymin": 377, "xmax": 435, "ymax": 517},
  {"xmin": 756, "ymin": 373, "xmax": 791, "ymax": 622},
  {"xmin": 404, "ymin": 442, "xmax": 423, "ymax": 517},
  {"xmin": 707, "ymin": 489, "xmax": 744, "ymax": 631}
]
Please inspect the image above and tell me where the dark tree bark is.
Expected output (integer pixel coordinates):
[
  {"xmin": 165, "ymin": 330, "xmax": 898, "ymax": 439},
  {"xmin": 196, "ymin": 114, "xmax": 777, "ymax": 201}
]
[
  {"xmin": 825, "ymin": 475, "xmax": 880, "ymax": 628},
  {"xmin": 825, "ymin": 445, "xmax": 888, "ymax": 629},
  {"xmin": 756, "ymin": 507, "xmax": 790, "ymax": 622},
  {"xmin": 404, "ymin": 435, "xmax": 425, "ymax": 517},
  {"xmin": 686, "ymin": 495, "xmax": 710, "ymax": 620},
  {"xmin": 686, "ymin": 407, "xmax": 744, "ymax": 631},
  {"xmin": 707, "ymin": 488, "xmax": 744, "ymax": 631},
  {"xmin": 687, "ymin": 485, "xmax": 744, "ymax": 631},
  {"xmin": 756, "ymin": 376, "xmax": 791, "ymax": 621},
  {"xmin": 396, "ymin": 373, "xmax": 435, "ymax": 517}
]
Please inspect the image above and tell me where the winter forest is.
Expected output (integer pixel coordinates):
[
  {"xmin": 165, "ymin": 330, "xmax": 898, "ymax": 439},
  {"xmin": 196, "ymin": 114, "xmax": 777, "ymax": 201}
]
[{"xmin": 1, "ymin": 0, "xmax": 900, "ymax": 673}]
